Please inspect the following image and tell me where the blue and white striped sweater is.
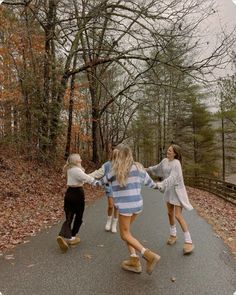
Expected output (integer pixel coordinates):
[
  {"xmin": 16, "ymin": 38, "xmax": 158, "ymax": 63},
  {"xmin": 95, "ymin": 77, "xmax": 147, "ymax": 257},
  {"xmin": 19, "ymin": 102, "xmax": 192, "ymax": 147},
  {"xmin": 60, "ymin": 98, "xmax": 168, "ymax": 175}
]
[{"xmin": 99, "ymin": 164, "xmax": 157, "ymax": 214}]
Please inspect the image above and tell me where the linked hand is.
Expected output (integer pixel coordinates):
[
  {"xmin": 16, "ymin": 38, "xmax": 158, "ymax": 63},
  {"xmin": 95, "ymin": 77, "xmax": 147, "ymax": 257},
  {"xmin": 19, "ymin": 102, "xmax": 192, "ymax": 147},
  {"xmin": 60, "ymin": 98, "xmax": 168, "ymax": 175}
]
[
  {"xmin": 92, "ymin": 180, "xmax": 100, "ymax": 186},
  {"xmin": 156, "ymin": 182, "xmax": 163, "ymax": 192}
]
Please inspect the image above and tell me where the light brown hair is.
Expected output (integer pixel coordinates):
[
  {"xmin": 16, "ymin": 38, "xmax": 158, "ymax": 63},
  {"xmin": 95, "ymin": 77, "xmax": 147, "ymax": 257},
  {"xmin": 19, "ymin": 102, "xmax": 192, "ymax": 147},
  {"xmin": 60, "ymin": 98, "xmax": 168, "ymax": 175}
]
[{"xmin": 171, "ymin": 144, "xmax": 182, "ymax": 165}]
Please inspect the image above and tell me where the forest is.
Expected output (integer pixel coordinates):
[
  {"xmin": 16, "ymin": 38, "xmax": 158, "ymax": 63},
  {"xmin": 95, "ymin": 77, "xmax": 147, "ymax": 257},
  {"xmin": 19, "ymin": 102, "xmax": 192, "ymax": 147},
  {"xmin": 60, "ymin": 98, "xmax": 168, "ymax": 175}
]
[{"xmin": 1, "ymin": 0, "xmax": 236, "ymax": 180}]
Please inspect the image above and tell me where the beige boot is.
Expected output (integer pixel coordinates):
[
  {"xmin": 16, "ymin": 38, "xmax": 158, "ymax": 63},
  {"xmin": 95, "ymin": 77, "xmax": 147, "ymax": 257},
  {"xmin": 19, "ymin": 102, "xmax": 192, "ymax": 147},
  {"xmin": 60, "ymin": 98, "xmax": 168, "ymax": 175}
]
[
  {"xmin": 166, "ymin": 235, "xmax": 177, "ymax": 245},
  {"xmin": 67, "ymin": 236, "xmax": 81, "ymax": 246},
  {"xmin": 57, "ymin": 236, "xmax": 69, "ymax": 253},
  {"xmin": 121, "ymin": 256, "xmax": 142, "ymax": 273},
  {"xmin": 143, "ymin": 249, "xmax": 161, "ymax": 275},
  {"xmin": 183, "ymin": 243, "xmax": 194, "ymax": 255}
]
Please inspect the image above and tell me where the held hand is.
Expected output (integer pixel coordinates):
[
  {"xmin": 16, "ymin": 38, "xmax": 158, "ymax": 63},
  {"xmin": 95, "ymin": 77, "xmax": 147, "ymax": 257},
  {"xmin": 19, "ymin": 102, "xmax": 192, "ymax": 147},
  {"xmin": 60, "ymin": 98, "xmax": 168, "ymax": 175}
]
[
  {"xmin": 92, "ymin": 180, "xmax": 100, "ymax": 186},
  {"xmin": 154, "ymin": 182, "xmax": 160, "ymax": 189},
  {"xmin": 156, "ymin": 182, "xmax": 163, "ymax": 191}
]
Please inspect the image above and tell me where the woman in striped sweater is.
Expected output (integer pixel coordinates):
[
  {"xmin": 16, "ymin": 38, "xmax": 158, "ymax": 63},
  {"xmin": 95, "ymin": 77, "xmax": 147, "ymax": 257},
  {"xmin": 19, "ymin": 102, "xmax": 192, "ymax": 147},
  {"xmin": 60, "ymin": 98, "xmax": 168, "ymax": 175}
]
[{"xmin": 98, "ymin": 144, "xmax": 161, "ymax": 275}]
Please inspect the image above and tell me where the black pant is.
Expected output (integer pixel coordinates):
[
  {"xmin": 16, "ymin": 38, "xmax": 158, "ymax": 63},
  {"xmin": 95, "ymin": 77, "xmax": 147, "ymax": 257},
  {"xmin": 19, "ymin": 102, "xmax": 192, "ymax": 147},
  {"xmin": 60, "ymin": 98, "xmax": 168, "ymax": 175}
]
[{"xmin": 59, "ymin": 187, "xmax": 85, "ymax": 239}]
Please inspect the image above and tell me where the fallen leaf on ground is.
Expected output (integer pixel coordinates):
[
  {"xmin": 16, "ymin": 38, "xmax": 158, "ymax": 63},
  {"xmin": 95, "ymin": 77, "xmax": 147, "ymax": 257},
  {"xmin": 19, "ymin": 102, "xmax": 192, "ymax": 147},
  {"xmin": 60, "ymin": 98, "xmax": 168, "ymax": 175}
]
[{"xmin": 84, "ymin": 253, "xmax": 92, "ymax": 259}]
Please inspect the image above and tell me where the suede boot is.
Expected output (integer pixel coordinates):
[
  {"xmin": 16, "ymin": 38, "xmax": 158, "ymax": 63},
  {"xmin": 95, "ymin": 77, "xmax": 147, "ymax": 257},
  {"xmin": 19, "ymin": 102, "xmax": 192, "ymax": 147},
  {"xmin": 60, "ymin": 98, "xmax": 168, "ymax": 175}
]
[
  {"xmin": 183, "ymin": 243, "xmax": 194, "ymax": 254},
  {"xmin": 121, "ymin": 256, "xmax": 142, "ymax": 273},
  {"xmin": 143, "ymin": 249, "xmax": 161, "ymax": 275},
  {"xmin": 166, "ymin": 235, "xmax": 177, "ymax": 245},
  {"xmin": 67, "ymin": 236, "xmax": 81, "ymax": 245},
  {"xmin": 57, "ymin": 236, "xmax": 69, "ymax": 253}
]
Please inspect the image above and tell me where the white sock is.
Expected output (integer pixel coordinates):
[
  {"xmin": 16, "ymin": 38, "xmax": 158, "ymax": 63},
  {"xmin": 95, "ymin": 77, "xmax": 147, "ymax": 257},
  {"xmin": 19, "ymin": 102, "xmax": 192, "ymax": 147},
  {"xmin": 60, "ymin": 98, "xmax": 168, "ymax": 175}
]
[
  {"xmin": 107, "ymin": 216, "xmax": 112, "ymax": 221},
  {"xmin": 184, "ymin": 231, "xmax": 192, "ymax": 243},
  {"xmin": 130, "ymin": 253, "xmax": 138, "ymax": 257},
  {"xmin": 141, "ymin": 247, "xmax": 146, "ymax": 256},
  {"xmin": 170, "ymin": 224, "xmax": 177, "ymax": 236}
]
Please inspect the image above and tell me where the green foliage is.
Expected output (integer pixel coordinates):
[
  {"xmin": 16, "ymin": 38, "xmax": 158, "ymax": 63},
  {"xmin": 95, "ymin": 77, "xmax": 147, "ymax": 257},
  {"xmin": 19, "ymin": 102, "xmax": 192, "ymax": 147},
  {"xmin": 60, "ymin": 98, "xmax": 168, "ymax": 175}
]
[{"xmin": 130, "ymin": 37, "xmax": 217, "ymax": 176}]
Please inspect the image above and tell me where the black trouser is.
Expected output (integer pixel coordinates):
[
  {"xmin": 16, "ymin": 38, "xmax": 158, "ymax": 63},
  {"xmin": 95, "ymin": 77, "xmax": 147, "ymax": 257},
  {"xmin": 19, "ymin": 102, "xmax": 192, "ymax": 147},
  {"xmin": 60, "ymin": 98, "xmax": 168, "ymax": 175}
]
[{"xmin": 59, "ymin": 187, "xmax": 85, "ymax": 239}]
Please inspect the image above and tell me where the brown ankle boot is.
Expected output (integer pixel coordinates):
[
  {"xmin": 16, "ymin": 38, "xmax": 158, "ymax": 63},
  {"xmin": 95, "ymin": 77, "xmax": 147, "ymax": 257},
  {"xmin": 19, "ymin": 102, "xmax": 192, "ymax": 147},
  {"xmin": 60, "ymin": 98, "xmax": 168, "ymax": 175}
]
[
  {"xmin": 67, "ymin": 236, "xmax": 81, "ymax": 246},
  {"xmin": 167, "ymin": 235, "xmax": 177, "ymax": 245},
  {"xmin": 143, "ymin": 249, "xmax": 161, "ymax": 275},
  {"xmin": 57, "ymin": 236, "xmax": 69, "ymax": 253},
  {"xmin": 183, "ymin": 243, "xmax": 194, "ymax": 254},
  {"xmin": 121, "ymin": 256, "xmax": 142, "ymax": 273}
]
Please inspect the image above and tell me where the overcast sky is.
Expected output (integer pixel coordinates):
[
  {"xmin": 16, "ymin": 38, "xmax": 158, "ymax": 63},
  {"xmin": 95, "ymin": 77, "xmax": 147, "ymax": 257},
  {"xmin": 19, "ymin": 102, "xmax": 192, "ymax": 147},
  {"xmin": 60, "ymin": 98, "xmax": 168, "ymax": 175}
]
[
  {"xmin": 198, "ymin": 0, "xmax": 236, "ymax": 110},
  {"xmin": 202, "ymin": 0, "xmax": 236, "ymax": 76},
  {"xmin": 217, "ymin": 0, "xmax": 236, "ymax": 28}
]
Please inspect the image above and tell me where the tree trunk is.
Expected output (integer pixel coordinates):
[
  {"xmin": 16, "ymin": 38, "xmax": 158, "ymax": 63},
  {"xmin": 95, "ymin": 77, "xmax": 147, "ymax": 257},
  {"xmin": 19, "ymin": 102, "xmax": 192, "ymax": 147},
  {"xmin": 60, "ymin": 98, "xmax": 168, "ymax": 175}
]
[{"xmin": 65, "ymin": 54, "xmax": 78, "ymax": 158}]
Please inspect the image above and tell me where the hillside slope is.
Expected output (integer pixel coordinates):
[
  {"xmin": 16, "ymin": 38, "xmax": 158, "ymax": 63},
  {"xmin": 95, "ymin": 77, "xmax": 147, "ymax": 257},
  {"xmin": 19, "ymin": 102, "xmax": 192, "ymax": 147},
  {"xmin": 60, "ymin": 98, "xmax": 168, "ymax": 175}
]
[{"xmin": 0, "ymin": 152, "xmax": 103, "ymax": 252}]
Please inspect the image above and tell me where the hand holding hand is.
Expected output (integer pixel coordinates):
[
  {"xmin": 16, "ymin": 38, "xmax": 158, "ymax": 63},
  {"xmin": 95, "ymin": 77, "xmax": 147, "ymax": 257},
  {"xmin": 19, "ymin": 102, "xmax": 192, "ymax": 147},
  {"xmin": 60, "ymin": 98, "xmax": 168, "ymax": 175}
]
[
  {"xmin": 156, "ymin": 182, "xmax": 163, "ymax": 191},
  {"xmin": 92, "ymin": 180, "xmax": 100, "ymax": 186}
]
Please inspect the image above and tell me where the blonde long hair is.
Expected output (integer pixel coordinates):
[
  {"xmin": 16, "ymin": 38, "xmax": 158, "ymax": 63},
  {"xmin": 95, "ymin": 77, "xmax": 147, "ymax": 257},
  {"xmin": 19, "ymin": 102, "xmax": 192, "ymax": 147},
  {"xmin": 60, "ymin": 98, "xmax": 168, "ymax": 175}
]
[
  {"xmin": 112, "ymin": 144, "xmax": 134, "ymax": 187},
  {"xmin": 63, "ymin": 153, "xmax": 83, "ymax": 174}
]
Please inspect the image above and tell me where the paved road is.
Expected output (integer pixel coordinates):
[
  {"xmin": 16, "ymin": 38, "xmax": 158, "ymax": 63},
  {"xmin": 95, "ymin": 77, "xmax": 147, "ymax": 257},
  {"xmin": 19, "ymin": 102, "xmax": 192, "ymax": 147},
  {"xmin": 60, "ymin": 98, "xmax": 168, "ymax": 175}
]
[{"xmin": 0, "ymin": 188, "xmax": 235, "ymax": 295}]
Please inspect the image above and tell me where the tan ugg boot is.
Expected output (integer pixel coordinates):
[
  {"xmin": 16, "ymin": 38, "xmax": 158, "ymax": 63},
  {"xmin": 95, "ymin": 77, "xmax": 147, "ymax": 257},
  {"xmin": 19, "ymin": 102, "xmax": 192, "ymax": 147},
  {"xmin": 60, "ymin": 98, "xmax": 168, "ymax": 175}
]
[
  {"xmin": 57, "ymin": 236, "xmax": 69, "ymax": 253},
  {"xmin": 121, "ymin": 256, "xmax": 142, "ymax": 273},
  {"xmin": 143, "ymin": 249, "xmax": 161, "ymax": 275},
  {"xmin": 183, "ymin": 243, "xmax": 194, "ymax": 255},
  {"xmin": 166, "ymin": 235, "xmax": 177, "ymax": 245},
  {"xmin": 67, "ymin": 236, "xmax": 81, "ymax": 246}
]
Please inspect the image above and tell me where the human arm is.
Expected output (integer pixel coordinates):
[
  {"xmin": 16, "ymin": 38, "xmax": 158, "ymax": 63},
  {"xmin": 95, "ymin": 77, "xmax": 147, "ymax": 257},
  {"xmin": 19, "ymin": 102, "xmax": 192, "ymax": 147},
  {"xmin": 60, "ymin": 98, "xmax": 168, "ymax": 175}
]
[
  {"xmin": 71, "ymin": 167, "xmax": 98, "ymax": 185},
  {"xmin": 96, "ymin": 174, "xmax": 110, "ymax": 187},
  {"xmin": 142, "ymin": 170, "xmax": 159, "ymax": 189},
  {"xmin": 146, "ymin": 160, "xmax": 164, "ymax": 177},
  {"xmin": 157, "ymin": 160, "xmax": 182, "ymax": 192},
  {"xmin": 89, "ymin": 166, "xmax": 105, "ymax": 179}
]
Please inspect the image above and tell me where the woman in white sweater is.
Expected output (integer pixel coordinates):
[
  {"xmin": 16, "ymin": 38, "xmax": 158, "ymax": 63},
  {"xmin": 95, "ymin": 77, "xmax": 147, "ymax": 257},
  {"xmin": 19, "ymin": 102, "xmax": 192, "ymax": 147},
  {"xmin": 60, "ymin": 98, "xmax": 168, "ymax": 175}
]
[
  {"xmin": 57, "ymin": 154, "xmax": 97, "ymax": 253},
  {"xmin": 147, "ymin": 144, "xmax": 194, "ymax": 255}
]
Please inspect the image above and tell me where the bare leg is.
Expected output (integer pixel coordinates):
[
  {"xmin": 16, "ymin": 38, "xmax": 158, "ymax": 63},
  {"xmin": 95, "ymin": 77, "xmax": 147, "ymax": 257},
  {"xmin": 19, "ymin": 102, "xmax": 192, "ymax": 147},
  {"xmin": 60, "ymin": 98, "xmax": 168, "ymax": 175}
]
[
  {"xmin": 175, "ymin": 206, "xmax": 194, "ymax": 253},
  {"xmin": 113, "ymin": 205, "xmax": 118, "ymax": 219},
  {"xmin": 105, "ymin": 197, "xmax": 114, "ymax": 231},
  {"xmin": 166, "ymin": 202, "xmax": 175, "ymax": 226},
  {"xmin": 107, "ymin": 196, "xmax": 113, "ymax": 216},
  {"xmin": 119, "ymin": 214, "xmax": 144, "ymax": 254},
  {"xmin": 174, "ymin": 206, "xmax": 188, "ymax": 232}
]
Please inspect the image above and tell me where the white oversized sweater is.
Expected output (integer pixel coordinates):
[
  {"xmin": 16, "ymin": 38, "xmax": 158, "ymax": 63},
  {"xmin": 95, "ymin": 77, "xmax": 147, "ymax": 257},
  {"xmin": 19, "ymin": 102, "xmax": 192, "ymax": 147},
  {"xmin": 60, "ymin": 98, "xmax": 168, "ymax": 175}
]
[
  {"xmin": 147, "ymin": 158, "xmax": 193, "ymax": 211},
  {"xmin": 66, "ymin": 166, "xmax": 96, "ymax": 187}
]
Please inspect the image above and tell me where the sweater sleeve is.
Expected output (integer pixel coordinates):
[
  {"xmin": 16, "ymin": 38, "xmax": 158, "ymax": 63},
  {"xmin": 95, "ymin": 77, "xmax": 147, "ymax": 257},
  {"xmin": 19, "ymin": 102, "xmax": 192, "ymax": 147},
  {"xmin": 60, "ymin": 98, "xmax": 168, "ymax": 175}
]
[
  {"xmin": 142, "ymin": 171, "xmax": 158, "ymax": 188},
  {"xmin": 146, "ymin": 160, "xmax": 164, "ymax": 177},
  {"xmin": 158, "ymin": 160, "xmax": 182, "ymax": 192},
  {"xmin": 73, "ymin": 167, "xmax": 97, "ymax": 185},
  {"xmin": 89, "ymin": 166, "xmax": 105, "ymax": 179},
  {"xmin": 97, "ymin": 174, "xmax": 109, "ymax": 186}
]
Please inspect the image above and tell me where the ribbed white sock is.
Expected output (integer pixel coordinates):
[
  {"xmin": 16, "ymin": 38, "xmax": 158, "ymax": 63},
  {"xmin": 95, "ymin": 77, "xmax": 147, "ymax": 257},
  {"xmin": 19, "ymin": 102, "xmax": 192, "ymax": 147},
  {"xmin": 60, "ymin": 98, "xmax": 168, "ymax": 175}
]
[
  {"xmin": 141, "ymin": 247, "xmax": 146, "ymax": 255},
  {"xmin": 130, "ymin": 253, "xmax": 138, "ymax": 257},
  {"xmin": 184, "ymin": 231, "xmax": 192, "ymax": 243},
  {"xmin": 170, "ymin": 224, "xmax": 177, "ymax": 236}
]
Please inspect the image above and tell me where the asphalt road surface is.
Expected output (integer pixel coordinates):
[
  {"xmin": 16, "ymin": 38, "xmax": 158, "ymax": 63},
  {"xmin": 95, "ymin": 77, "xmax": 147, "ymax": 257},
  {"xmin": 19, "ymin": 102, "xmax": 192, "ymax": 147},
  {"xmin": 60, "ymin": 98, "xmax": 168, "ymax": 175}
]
[{"xmin": 0, "ymin": 188, "xmax": 235, "ymax": 295}]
